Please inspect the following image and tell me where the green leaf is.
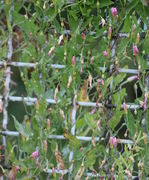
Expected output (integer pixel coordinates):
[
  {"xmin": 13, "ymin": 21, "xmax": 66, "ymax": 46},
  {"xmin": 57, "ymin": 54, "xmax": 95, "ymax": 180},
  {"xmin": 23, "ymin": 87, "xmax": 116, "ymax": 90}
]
[
  {"xmin": 86, "ymin": 149, "xmax": 96, "ymax": 169},
  {"xmin": 126, "ymin": 111, "xmax": 136, "ymax": 139},
  {"xmin": 113, "ymin": 73, "xmax": 127, "ymax": 90},
  {"xmin": 13, "ymin": 116, "xmax": 24, "ymax": 133},
  {"xmin": 102, "ymin": 76, "xmax": 113, "ymax": 97},
  {"xmin": 121, "ymin": 15, "xmax": 131, "ymax": 33},
  {"xmin": 143, "ymin": 35, "xmax": 149, "ymax": 54},
  {"xmin": 76, "ymin": 118, "xmax": 86, "ymax": 129},
  {"xmin": 64, "ymin": 133, "xmax": 81, "ymax": 150},
  {"xmin": 113, "ymin": 88, "xmax": 126, "ymax": 111},
  {"xmin": 99, "ymin": 0, "xmax": 114, "ymax": 8},
  {"xmin": 126, "ymin": 0, "xmax": 139, "ymax": 15},
  {"xmin": 84, "ymin": 113, "xmax": 97, "ymax": 130},
  {"xmin": 109, "ymin": 111, "xmax": 124, "ymax": 131}
]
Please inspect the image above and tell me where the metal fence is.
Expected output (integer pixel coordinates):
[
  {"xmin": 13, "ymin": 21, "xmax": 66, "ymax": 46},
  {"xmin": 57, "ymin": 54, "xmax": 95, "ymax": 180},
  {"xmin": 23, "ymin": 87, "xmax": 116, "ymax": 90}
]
[{"xmin": 0, "ymin": 1, "xmax": 149, "ymax": 180}]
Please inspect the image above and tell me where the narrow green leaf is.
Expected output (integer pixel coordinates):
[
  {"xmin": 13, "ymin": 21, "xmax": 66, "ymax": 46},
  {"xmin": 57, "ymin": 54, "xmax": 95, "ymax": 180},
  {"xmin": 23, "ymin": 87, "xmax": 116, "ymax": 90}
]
[
  {"xmin": 109, "ymin": 111, "xmax": 124, "ymax": 131},
  {"xmin": 126, "ymin": 0, "xmax": 139, "ymax": 15},
  {"xmin": 13, "ymin": 116, "xmax": 24, "ymax": 133},
  {"xmin": 126, "ymin": 111, "xmax": 136, "ymax": 139},
  {"xmin": 100, "ymin": 0, "xmax": 114, "ymax": 8},
  {"xmin": 86, "ymin": 149, "xmax": 96, "ymax": 169},
  {"xmin": 121, "ymin": 15, "xmax": 131, "ymax": 33}
]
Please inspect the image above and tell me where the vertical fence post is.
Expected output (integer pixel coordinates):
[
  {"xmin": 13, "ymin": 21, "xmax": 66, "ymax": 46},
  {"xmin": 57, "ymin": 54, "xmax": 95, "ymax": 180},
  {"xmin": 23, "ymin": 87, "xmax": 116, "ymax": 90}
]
[
  {"xmin": 68, "ymin": 94, "xmax": 77, "ymax": 180},
  {"xmin": 1, "ymin": 2, "xmax": 13, "ymax": 179}
]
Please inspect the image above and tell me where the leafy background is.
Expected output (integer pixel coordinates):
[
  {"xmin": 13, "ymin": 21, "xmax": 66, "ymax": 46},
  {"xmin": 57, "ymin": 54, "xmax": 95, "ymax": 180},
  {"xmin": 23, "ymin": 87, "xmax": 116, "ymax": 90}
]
[{"xmin": 0, "ymin": 0, "xmax": 149, "ymax": 179}]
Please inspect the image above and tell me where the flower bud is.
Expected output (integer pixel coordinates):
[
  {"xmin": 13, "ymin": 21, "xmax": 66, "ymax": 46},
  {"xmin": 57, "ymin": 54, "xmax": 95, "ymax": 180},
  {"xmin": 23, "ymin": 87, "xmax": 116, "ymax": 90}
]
[
  {"xmin": 43, "ymin": 1, "xmax": 46, "ymax": 9},
  {"xmin": 88, "ymin": 74, "xmax": 92, "ymax": 88},
  {"xmin": 58, "ymin": 35, "xmax": 63, "ymax": 45},
  {"xmin": 91, "ymin": 137, "xmax": 96, "ymax": 148},
  {"xmin": 48, "ymin": 46, "xmax": 55, "ymax": 56},
  {"xmin": 67, "ymin": 75, "xmax": 72, "ymax": 89},
  {"xmin": 0, "ymin": 99, "xmax": 2, "ymax": 113},
  {"xmin": 81, "ymin": 32, "xmax": 86, "ymax": 39},
  {"xmin": 52, "ymin": 167, "xmax": 56, "ymax": 177},
  {"xmin": 129, "ymin": 156, "xmax": 135, "ymax": 163},
  {"xmin": 143, "ymin": 132, "xmax": 147, "ymax": 144},
  {"xmin": 54, "ymin": 86, "xmax": 58, "ymax": 100},
  {"xmin": 90, "ymin": 56, "xmax": 94, "ymax": 64},
  {"xmin": 123, "ymin": 101, "xmax": 127, "ymax": 114},
  {"xmin": 35, "ymin": 99, "xmax": 39, "ymax": 109},
  {"xmin": 125, "ymin": 169, "xmax": 132, "ymax": 178},
  {"xmin": 47, "ymin": 118, "xmax": 50, "ymax": 130},
  {"xmin": 72, "ymin": 56, "xmax": 75, "ymax": 66},
  {"xmin": 108, "ymin": 26, "xmax": 112, "ymax": 40},
  {"xmin": 21, "ymin": 132, "xmax": 25, "ymax": 141},
  {"xmin": 127, "ymin": 75, "xmax": 138, "ymax": 82},
  {"xmin": 111, "ymin": 7, "xmax": 117, "ymax": 17},
  {"xmin": 44, "ymin": 140, "xmax": 47, "ymax": 152},
  {"xmin": 133, "ymin": 45, "xmax": 139, "ymax": 56},
  {"xmin": 137, "ymin": 64, "xmax": 141, "ymax": 79},
  {"xmin": 109, "ymin": 137, "xmax": 117, "ymax": 148},
  {"xmin": 101, "ymin": 18, "xmax": 105, "ymax": 27},
  {"xmin": 136, "ymin": 33, "xmax": 140, "ymax": 44},
  {"xmin": 32, "ymin": 150, "xmax": 38, "ymax": 159},
  {"xmin": 60, "ymin": 109, "xmax": 65, "ymax": 119},
  {"xmin": 103, "ymin": 50, "xmax": 108, "ymax": 58}
]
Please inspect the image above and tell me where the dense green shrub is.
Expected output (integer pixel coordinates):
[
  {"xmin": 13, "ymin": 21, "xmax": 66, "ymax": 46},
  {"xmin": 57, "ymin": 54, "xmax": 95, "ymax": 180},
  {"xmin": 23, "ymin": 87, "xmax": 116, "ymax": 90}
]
[{"xmin": 0, "ymin": 0, "xmax": 149, "ymax": 179}]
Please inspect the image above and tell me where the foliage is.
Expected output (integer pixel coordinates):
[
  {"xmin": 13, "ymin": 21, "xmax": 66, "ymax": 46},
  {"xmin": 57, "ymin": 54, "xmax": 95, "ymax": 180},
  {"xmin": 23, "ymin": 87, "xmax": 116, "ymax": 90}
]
[{"xmin": 0, "ymin": 0, "xmax": 149, "ymax": 179}]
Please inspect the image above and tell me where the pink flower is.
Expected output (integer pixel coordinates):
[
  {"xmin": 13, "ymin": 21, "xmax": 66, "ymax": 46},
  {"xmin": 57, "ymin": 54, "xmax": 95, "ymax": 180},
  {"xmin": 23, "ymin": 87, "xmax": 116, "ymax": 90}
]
[
  {"xmin": 32, "ymin": 150, "xmax": 38, "ymax": 159},
  {"xmin": 111, "ymin": 7, "xmax": 117, "ymax": 17},
  {"xmin": 103, "ymin": 50, "xmax": 108, "ymax": 58},
  {"xmin": 16, "ymin": 166, "xmax": 20, "ymax": 172},
  {"xmin": 109, "ymin": 137, "xmax": 117, "ymax": 148},
  {"xmin": 98, "ymin": 79, "xmax": 104, "ymax": 86},
  {"xmin": 127, "ymin": 75, "xmax": 138, "ymax": 82},
  {"xmin": 101, "ymin": 18, "xmax": 105, "ymax": 27},
  {"xmin": 72, "ymin": 56, "xmax": 75, "ymax": 66},
  {"xmin": 81, "ymin": 32, "xmax": 86, "ymax": 39},
  {"xmin": 133, "ymin": 45, "xmax": 139, "ymax": 56}
]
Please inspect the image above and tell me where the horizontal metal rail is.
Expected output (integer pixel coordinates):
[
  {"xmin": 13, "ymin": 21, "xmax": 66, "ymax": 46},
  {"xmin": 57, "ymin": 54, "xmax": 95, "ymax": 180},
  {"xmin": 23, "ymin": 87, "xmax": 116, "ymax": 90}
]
[
  {"xmin": 0, "ymin": 95, "xmax": 140, "ymax": 109},
  {"xmin": 43, "ymin": 168, "xmax": 149, "ymax": 180},
  {"xmin": 0, "ymin": 131, "xmax": 134, "ymax": 145},
  {"xmin": 0, "ymin": 61, "xmax": 139, "ymax": 74}
]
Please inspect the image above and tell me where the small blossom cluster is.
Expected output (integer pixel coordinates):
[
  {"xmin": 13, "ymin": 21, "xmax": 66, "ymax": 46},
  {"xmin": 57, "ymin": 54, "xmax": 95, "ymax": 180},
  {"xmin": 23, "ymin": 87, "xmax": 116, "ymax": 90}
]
[{"xmin": 109, "ymin": 137, "xmax": 117, "ymax": 148}]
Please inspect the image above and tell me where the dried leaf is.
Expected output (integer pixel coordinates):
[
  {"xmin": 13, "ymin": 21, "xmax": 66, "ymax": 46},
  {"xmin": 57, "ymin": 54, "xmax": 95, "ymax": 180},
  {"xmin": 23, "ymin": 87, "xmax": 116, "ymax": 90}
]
[
  {"xmin": 55, "ymin": 145, "xmax": 65, "ymax": 170},
  {"xmin": 75, "ymin": 161, "xmax": 85, "ymax": 180}
]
